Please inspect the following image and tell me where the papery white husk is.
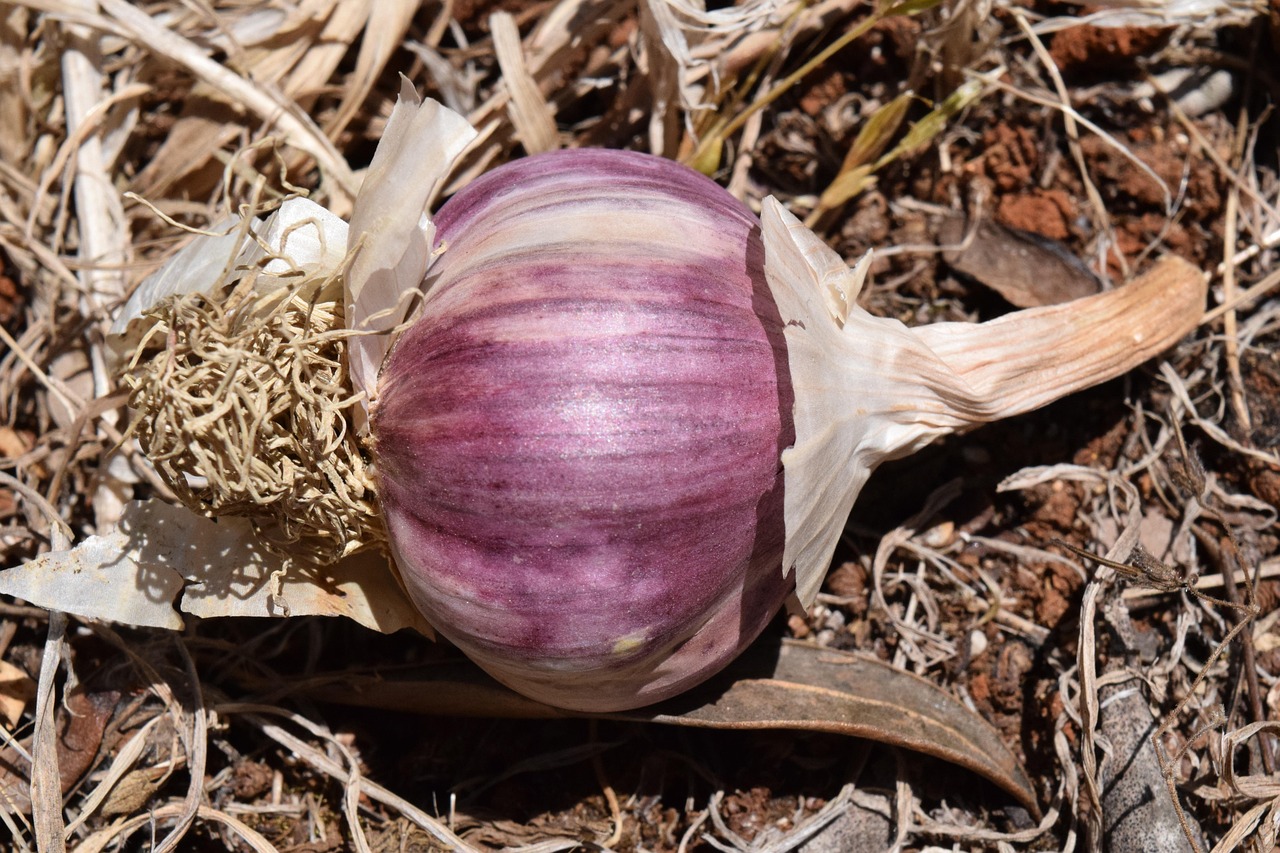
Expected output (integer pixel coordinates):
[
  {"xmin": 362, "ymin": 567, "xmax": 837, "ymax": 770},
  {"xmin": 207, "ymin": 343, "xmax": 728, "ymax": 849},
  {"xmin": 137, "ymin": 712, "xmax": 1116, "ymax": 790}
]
[
  {"xmin": 109, "ymin": 197, "xmax": 349, "ymax": 363},
  {"xmin": 761, "ymin": 198, "xmax": 1207, "ymax": 607},
  {"xmin": 344, "ymin": 76, "xmax": 477, "ymax": 416},
  {"xmin": 0, "ymin": 501, "xmax": 434, "ymax": 634}
]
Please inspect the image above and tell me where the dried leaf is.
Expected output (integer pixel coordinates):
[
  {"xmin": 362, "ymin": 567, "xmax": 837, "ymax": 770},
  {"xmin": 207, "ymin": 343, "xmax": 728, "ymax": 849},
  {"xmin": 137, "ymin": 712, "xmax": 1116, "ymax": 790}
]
[
  {"xmin": 939, "ymin": 213, "xmax": 1100, "ymax": 308},
  {"xmin": 279, "ymin": 640, "xmax": 1039, "ymax": 815},
  {"xmin": 491, "ymin": 11, "xmax": 557, "ymax": 155},
  {"xmin": 322, "ymin": 0, "xmax": 417, "ymax": 141},
  {"xmin": 891, "ymin": 78, "xmax": 981, "ymax": 157},
  {"xmin": 0, "ymin": 659, "xmax": 34, "ymax": 728},
  {"xmin": 816, "ymin": 91, "xmax": 914, "ymax": 211},
  {"xmin": 0, "ymin": 501, "xmax": 433, "ymax": 635},
  {"xmin": 0, "ymin": 684, "xmax": 119, "ymax": 817}
]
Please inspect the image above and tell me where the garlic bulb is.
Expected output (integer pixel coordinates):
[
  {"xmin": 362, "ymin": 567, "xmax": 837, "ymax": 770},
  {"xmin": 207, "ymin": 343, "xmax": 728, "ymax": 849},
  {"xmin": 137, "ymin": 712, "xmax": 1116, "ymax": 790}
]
[
  {"xmin": 372, "ymin": 149, "xmax": 793, "ymax": 710},
  {"xmin": 369, "ymin": 146, "xmax": 1206, "ymax": 711},
  {"xmin": 77, "ymin": 90, "xmax": 1204, "ymax": 711}
]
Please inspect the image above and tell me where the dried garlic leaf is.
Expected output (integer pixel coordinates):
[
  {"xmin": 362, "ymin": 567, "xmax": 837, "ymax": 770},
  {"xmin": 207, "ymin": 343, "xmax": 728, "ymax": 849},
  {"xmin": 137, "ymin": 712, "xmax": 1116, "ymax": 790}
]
[
  {"xmin": 0, "ymin": 501, "xmax": 433, "ymax": 635},
  {"xmin": 345, "ymin": 79, "xmax": 477, "ymax": 408}
]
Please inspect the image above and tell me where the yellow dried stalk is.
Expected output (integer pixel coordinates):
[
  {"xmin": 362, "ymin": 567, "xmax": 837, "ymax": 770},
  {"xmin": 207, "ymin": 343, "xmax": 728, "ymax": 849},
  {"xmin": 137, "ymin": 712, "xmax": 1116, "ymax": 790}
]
[{"xmin": 120, "ymin": 272, "xmax": 383, "ymax": 567}]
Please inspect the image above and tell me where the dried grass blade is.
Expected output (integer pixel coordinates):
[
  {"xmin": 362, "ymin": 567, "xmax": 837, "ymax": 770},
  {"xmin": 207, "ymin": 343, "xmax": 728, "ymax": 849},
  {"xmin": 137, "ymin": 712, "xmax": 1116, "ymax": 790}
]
[
  {"xmin": 491, "ymin": 11, "xmax": 557, "ymax": 154},
  {"xmin": 91, "ymin": 0, "xmax": 358, "ymax": 202},
  {"xmin": 810, "ymin": 91, "xmax": 914, "ymax": 216},
  {"xmin": 323, "ymin": 0, "xmax": 418, "ymax": 141},
  {"xmin": 30, "ymin": 612, "xmax": 67, "ymax": 853},
  {"xmin": 57, "ymin": 5, "xmax": 127, "ymax": 310},
  {"xmin": 150, "ymin": 640, "xmax": 205, "ymax": 853},
  {"xmin": 638, "ymin": 0, "xmax": 682, "ymax": 156},
  {"xmin": 70, "ymin": 804, "xmax": 279, "ymax": 853},
  {"xmin": 217, "ymin": 703, "xmax": 485, "ymax": 853}
]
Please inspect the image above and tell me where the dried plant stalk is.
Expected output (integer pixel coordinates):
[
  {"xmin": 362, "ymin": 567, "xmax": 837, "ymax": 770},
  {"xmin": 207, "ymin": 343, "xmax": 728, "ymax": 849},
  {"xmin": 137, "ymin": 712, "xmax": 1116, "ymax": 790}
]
[{"xmin": 121, "ymin": 276, "xmax": 383, "ymax": 566}]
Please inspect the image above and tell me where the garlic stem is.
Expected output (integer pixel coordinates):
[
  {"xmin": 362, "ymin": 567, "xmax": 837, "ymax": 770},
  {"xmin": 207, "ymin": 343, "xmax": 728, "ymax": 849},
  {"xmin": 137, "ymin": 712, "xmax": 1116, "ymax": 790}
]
[
  {"xmin": 912, "ymin": 255, "xmax": 1207, "ymax": 423},
  {"xmin": 762, "ymin": 199, "xmax": 1207, "ymax": 606}
]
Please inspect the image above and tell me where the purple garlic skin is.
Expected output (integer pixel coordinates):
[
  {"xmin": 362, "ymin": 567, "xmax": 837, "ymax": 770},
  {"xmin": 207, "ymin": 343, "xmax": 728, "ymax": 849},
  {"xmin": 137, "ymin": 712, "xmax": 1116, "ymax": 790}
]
[{"xmin": 371, "ymin": 149, "xmax": 795, "ymax": 712}]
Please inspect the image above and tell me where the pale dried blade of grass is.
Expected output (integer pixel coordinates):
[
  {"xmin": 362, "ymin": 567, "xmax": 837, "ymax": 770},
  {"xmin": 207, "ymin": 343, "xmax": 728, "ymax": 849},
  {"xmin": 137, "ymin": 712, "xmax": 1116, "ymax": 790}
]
[
  {"xmin": 1220, "ymin": 112, "xmax": 1252, "ymax": 433},
  {"xmin": 218, "ymin": 703, "xmax": 484, "ymax": 853},
  {"xmin": 638, "ymin": 0, "xmax": 683, "ymax": 156},
  {"xmin": 1013, "ymin": 10, "xmax": 1125, "ymax": 274},
  {"xmin": 870, "ymin": 480, "xmax": 963, "ymax": 667},
  {"xmin": 491, "ymin": 11, "xmax": 557, "ymax": 155},
  {"xmin": 0, "ymin": 7, "xmax": 28, "ymax": 165},
  {"xmin": 1161, "ymin": 364, "xmax": 1280, "ymax": 468},
  {"xmin": 1036, "ymin": 0, "xmax": 1258, "ymax": 30},
  {"xmin": 1079, "ymin": 534, "xmax": 1139, "ymax": 845},
  {"xmin": 150, "ymin": 640, "xmax": 205, "ymax": 853},
  {"xmin": 70, "ymin": 804, "xmax": 279, "ymax": 853},
  {"xmin": 83, "ymin": 0, "xmax": 358, "ymax": 201},
  {"xmin": 454, "ymin": 0, "xmax": 624, "ymax": 178},
  {"xmin": 281, "ymin": 0, "xmax": 368, "ymax": 109},
  {"xmin": 59, "ymin": 4, "xmax": 127, "ymax": 309},
  {"xmin": 30, "ymin": 611, "xmax": 67, "ymax": 853},
  {"xmin": 234, "ymin": 0, "xmax": 345, "ymax": 92},
  {"xmin": 324, "ymin": 0, "xmax": 417, "ymax": 141},
  {"xmin": 57, "ymin": 3, "xmax": 138, "ymax": 535},
  {"xmin": 1208, "ymin": 799, "xmax": 1271, "ymax": 853}
]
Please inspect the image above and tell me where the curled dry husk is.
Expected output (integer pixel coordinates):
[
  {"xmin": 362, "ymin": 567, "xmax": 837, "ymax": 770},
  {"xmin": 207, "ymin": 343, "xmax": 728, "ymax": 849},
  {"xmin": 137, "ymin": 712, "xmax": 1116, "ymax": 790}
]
[{"xmin": 1, "ymin": 85, "xmax": 1206, "ymax": 693}]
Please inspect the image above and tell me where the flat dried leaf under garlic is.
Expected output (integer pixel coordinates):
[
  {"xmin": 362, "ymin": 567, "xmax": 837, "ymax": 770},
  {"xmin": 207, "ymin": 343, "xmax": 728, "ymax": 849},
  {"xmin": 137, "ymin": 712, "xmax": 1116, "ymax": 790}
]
[
  {"xmin": 344, "ymin": 78, "xmax": 477, "ymax": 408},
  {"xmin": 0, "ymin": 501, "xmax": 433, "ymax": 634},
  {"xmin": 761, "ymin": 198, "xmax": 1207, "ymax": 608}
]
